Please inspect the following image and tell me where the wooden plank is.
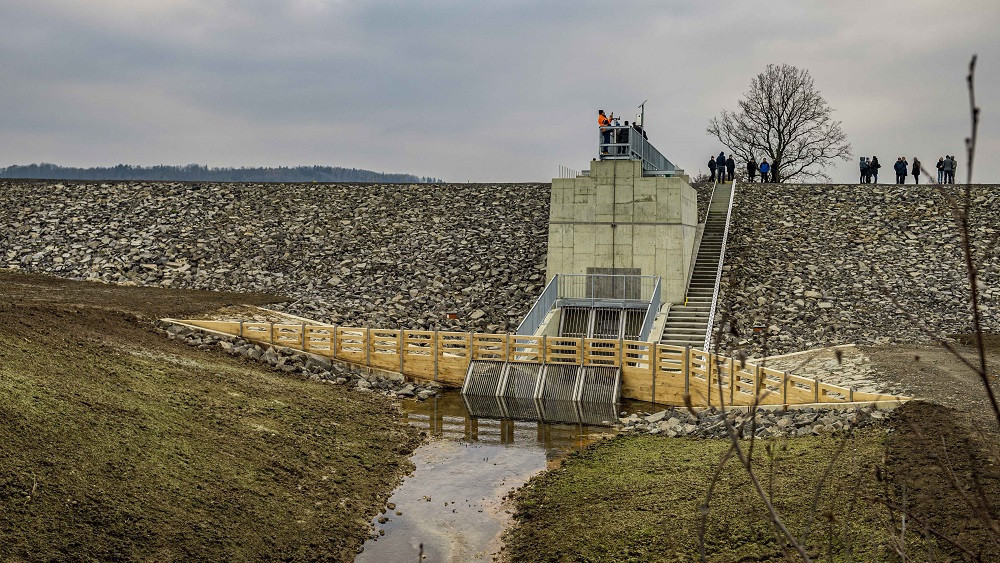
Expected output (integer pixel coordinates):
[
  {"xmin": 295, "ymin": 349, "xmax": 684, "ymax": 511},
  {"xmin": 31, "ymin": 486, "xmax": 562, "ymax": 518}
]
[{"xmin": 508, "ymin": 335, "xmax": 542, "ymax": 363}]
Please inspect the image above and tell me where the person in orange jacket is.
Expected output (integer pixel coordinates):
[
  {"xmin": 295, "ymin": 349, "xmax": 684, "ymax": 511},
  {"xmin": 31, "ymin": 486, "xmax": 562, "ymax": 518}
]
[{"xmin": 598, "ymin": 110, "xmax": 612, "ymax": 154}]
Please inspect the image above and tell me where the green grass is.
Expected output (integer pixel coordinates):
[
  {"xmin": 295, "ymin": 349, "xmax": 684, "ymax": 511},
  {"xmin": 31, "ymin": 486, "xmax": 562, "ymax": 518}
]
[{"xmin": 504, "ymin": 430, "xmax": 911, "ymax": 562}]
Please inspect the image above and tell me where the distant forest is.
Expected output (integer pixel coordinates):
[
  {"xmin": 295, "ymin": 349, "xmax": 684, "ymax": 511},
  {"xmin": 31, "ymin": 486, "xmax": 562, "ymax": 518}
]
[{"xmin": 0, "ymin": 163, "xmax": 443, "ymax": 184}]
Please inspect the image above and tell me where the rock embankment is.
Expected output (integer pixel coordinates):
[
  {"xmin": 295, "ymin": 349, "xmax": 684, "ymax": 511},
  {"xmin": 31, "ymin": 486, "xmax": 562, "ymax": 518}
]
[
  {"xmin": 164, "ymin": 322, "xmax": 443, "ymax": 400},
  {"xmin": 718, "ymin": 184, "xmax": 1000, "ymax": 356},
  {"xmin": 621, "ymin": 404, "xmax": 892, "ymax": 438},
  {"xmin": 0, "ymin": 181, "xmax": 549, "ymax": 332}
]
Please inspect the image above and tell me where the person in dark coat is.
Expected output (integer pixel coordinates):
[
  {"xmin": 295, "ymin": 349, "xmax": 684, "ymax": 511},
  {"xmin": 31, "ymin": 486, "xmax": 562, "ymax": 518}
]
[
  {"xmin": 870, "ymin": 156, "xmax": 881, "ymax": 184},
  {"xmin": 911, "ymin": 157, "xmax": 922, "ymax": 184},
  {"xmin": 859, "ymin": 157, "xmax": 868, "ymax": 184},
  {"xmin": 893, "ymin": 157, "xmax": 907, "ymax": 184},
  {"xmin": 716, "ymin": 152, "xmax": 726, "ymax": 179},
  {"xmin": 725, "ymin": 155, "xmax": 736, "ymax": 181},
  {"xmin": 707, "ymin": 156, "xmax": 717, "ymax": 181},
  {"xmin": 747, "ymin": 157, "xmax": 757, "ymax": 183},
  {"xmin": 936, "ymin": 157, "xmax": 945, "ymax": 183},
  {"xmin": 759, "ymin": 159, "xmax": 770, "ymax": 183}
]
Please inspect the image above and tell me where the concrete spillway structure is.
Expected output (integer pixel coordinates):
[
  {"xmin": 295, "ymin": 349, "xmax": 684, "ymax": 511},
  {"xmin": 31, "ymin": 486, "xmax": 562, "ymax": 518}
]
[
  {"xmin": 465, "ymin": 151, "xmax": 698, "ymax": 410},
  {"xmin": 546, "ymin": 159, "xmax": 697, "ymax": 305}
]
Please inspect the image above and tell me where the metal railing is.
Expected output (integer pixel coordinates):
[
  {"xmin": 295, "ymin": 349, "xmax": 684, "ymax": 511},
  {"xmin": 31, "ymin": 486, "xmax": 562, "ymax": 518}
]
[
  {"xmin": 515, "ymin": 275, "xmax": 559, "ymax": 336},
  {"xmin": 703, "ymin": 179, "xmax": 737, "ymax": 352},
  {"xmin": 639, "ymin": 277, "xmax": 661, "ymax": 341},
  {"xmin": 556, "ymin": 273, "xmax": 659, "ymax": 308},
  {"xmin": 598, "ymin": 125, "xmax": 680, "ymax": 175},
  {"xmin": 557, "ymin": 165, "xmax": 580, "ymax": 178}
]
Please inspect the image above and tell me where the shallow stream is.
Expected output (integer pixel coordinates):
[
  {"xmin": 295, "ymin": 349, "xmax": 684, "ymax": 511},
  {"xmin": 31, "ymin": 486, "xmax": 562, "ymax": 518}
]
[{"xmin": 355, "ymin": 392, "xmax": 646, "ymax": 562}]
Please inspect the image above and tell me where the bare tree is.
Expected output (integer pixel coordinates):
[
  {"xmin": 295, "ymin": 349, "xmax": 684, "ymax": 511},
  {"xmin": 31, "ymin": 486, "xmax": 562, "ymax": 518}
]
[{"xmin": 708, "ymin": 64, "xmax": 852, "ymax": 183}]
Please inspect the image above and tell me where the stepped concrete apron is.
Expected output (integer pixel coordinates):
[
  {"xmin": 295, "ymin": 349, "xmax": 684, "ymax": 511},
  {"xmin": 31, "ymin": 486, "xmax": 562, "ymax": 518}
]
[{"xmin": 660, "ymin": 181, "xmax": 732, "ymax": 347}]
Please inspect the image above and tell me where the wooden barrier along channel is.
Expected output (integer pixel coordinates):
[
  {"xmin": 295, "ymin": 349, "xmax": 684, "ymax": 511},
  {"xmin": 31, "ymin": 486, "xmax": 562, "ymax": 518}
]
[{"xmin": 167, "ymin": 319, "xmax": 908, "ymax": 407}]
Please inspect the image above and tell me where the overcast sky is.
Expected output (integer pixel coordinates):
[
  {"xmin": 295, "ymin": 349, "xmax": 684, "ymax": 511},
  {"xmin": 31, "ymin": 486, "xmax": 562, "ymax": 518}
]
[{"xmin": 2, "ymin": 0, "xmax": 998, "ymax": 183}]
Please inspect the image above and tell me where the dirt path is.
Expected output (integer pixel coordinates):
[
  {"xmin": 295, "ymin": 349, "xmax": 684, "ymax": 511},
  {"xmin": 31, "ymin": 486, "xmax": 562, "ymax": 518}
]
[
  {"xmin": 0, "ymin": 270, "xmax": 419, "ymax": 560},
  {"xmin": 864, "ymin": 336, "xmax": 1000, "ymax": 432}
]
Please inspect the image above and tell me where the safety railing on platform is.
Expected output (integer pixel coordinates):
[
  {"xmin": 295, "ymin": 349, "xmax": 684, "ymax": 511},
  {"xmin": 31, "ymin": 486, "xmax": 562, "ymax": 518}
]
[
  {"xmin": 515, "ymin": 275, "xmax": 559, "ymax": 336},
  {"xmin": 166, "ymin": 318, "xmax": 910, "ymax": 408},
  {"xmin": 598, "ymin": 125, "xmax": 679, "ymax": 175},
  {"xmin": 556, "ymin": 273, "xmax": 658, "ymax": 307}
]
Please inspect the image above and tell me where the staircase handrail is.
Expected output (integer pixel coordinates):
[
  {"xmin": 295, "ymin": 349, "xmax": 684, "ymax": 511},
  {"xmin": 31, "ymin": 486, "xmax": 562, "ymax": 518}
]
[
  {"xmin": 703, "ymin": 179, "xmax": 736, "ymax": 352},
  {"xmin": 515, "ymin": 274, "xmax": 560, "ymax": 335},
  {"xmin": 639, "ymin": 276, "xmax": 661, "ymax": 341}
]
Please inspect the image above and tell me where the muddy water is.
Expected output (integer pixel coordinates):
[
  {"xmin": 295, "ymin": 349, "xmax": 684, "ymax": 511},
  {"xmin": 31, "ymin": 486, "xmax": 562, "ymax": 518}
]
[{"xmin": 356, "ymin": 393, "xmax": 643, "ymax": 562}]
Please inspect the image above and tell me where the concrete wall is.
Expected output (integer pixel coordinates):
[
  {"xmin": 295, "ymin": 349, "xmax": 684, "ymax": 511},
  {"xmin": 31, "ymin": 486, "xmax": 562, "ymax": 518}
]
[{"xmin": 545, "ymin": 160, "xmax": 698, "ymax": 303}]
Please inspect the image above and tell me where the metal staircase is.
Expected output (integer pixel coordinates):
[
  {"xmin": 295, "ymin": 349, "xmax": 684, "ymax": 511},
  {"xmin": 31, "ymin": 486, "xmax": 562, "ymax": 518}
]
[{"xmin": 659, "ymin": 180, "xmax": 734, "ymax": 347}]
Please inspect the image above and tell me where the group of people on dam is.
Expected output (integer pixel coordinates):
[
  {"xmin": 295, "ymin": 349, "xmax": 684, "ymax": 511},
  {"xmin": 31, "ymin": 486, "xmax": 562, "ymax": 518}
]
[
  {"xmin": 708, "ymin": 153, "xmax": 772, "ymax": 183},
  {"xmin": 859, "ymin": 155, "xmax": 959, "ymax": 185}
]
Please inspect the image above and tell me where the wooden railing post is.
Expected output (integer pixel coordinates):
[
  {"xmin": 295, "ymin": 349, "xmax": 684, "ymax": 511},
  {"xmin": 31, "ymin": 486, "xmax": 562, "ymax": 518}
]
[
  {"xmin": 578, "ymin": 338, "xmax": 584, "ymax": 366},
  {"xmin": 300, "ymin": 323, "xmax": 306, "ymax": 350},
  {"xmin": 365, "ymin": 328, "xmax": 371, "ymax": 367},
  {"xmin": 432, "ymin": 330, "xmax": 439, "ymax": 381},
  {"xmin": 541, "ymin": 335, "xmax": 547, "ymax": 366},
  {"xmin": 683, "ymin": 345, "xmax": 690, "ymax": 397},
  {"xmin": 269, "ymin": 322, "xmax": 274, "ymax": 345},
  {"xmin": 332, "ymin": 325, "xmax": 339, "ymax": 360},
  {"xmin": 707, "ymin": 354, "xmax": 713, "ymax": 407},
  {"xmin": 398, "ymin": 330, "xmax": 404, "ymax": 373},
  {"xmin": 238, "ymin": 321, "xmax": 244, "ymax": 338},
  {"xmin": 728, "ymin": 358, "xmax": 735, "ymax": 406},
  {"xmin": 781, "ymin": 372, "xmax": 788, "ymax": 405},
  {"xmin": 503, "ymin": 333, "xmax": 510, "ymax": 363},
  {"xmin": 651, "ymin": 344, "xmax": 658, "ymax": 406},
  {"xmin": 814, "ymin": 379, "xmax": 820, "ymax": 403}
]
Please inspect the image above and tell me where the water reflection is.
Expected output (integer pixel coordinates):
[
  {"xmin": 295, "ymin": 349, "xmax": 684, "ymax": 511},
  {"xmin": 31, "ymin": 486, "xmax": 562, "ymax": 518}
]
[{"xmin": 356, "ymin": 392, "xmax": 636, "ymax": 562}]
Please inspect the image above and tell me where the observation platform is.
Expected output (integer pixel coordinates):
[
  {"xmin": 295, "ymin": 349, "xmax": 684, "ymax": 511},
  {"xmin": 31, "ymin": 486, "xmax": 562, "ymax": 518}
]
[{"xmin": 595, "ymin": 126, "xmax": 683, "ymax": 177}]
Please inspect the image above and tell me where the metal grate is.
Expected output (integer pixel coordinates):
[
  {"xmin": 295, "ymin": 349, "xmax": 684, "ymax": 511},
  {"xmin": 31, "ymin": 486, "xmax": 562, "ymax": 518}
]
[
  {"xmin": 559, "ymin": 307, "xmax": 591, "ymax": 338},
  {"xmin": 623, "ymin": 309, "xmax": 645, "ymax": 340},
  {"xmin": 578, "ymin": 366, "xmax": 621, "ymax": 404},
  {"xmin": 503, "ymin": 363, "xmax": 543, "ymax": 399},
  {"xmin": 463, "ymin": 360, "xmax": 506, "ymax": 396},
  {"xmin": 539, "ymin": 364, "xmax": 580, "ymax": 401}
]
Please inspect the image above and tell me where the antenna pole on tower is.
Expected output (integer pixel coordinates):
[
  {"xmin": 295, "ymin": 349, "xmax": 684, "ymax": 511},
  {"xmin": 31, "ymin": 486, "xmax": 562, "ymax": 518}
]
[{"xmin": 638, "ymin": 100, "xmax": 647, "ymax": 129}]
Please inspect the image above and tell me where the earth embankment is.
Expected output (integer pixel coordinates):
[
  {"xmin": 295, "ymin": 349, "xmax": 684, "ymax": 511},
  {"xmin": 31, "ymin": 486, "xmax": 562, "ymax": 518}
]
[{"xmin": 0, "ymin": 271, "xmax": 420, "ymax": 561}]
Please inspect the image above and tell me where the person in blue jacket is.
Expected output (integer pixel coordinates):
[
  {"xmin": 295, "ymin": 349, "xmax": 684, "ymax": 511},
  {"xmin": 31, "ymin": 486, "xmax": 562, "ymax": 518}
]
[
  {"xmin": 759, "ymin": 159, "xmax": 771, "ymax": 183},
  {"xmin": 716, "ymin": 152, "xmax": 726, "ymax": 179}
]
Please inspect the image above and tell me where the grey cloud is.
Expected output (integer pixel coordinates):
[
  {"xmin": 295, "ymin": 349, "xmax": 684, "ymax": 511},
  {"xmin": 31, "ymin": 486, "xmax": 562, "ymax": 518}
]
[{"xmin": 0, "ymin": 0, "xmax": 997, "ymax": 182}]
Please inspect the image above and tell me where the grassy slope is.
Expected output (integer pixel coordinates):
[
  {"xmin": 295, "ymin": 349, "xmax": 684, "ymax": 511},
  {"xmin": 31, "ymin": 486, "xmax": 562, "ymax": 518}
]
[
  {"xmin": 504, "ymin": 430, "xmax": 907, "ymax": 562},
  {"xmin": 0, "ymin": 280, "xmax": 419, "ymax": 561}
]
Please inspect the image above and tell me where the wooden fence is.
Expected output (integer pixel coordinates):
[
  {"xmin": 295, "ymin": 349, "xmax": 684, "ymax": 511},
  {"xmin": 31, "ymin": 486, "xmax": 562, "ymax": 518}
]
[{"xmin": 168, "ymin": 319, "xmax": 908, "ymax": 407}]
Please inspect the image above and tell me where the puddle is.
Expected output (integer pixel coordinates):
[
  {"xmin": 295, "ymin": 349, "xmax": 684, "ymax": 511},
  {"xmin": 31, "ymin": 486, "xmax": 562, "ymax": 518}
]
[{"xmin": 356, "ymin": 392, "xmax": 647, "ymax": 562}]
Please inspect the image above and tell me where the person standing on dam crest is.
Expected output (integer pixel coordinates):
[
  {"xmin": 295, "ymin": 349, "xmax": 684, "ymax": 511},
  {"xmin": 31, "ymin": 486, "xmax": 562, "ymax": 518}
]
[
  {"xmin": 598, "ymin": 110, "xmax": 611, "ymax": 154},
  {"xmin": 708, "ymin": 156, "xmax": 718, "ymax": 181},
  {"xmin": 746, "ymin": 157, "xmax": 757, "ymax": 183},
  {"xmin": 759, "ymin": 159, "xmax": 770, "ymax": 183},
  {"xmin": 725, "ymin": 155, "xmax": 736, "ymax": 182}
]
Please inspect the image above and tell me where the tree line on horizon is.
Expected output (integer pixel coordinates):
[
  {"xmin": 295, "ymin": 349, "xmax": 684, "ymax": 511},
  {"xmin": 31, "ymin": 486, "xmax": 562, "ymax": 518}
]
[{"xmin": 0, "ymin": 163, "xmax": 443, "ymax": 184}]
